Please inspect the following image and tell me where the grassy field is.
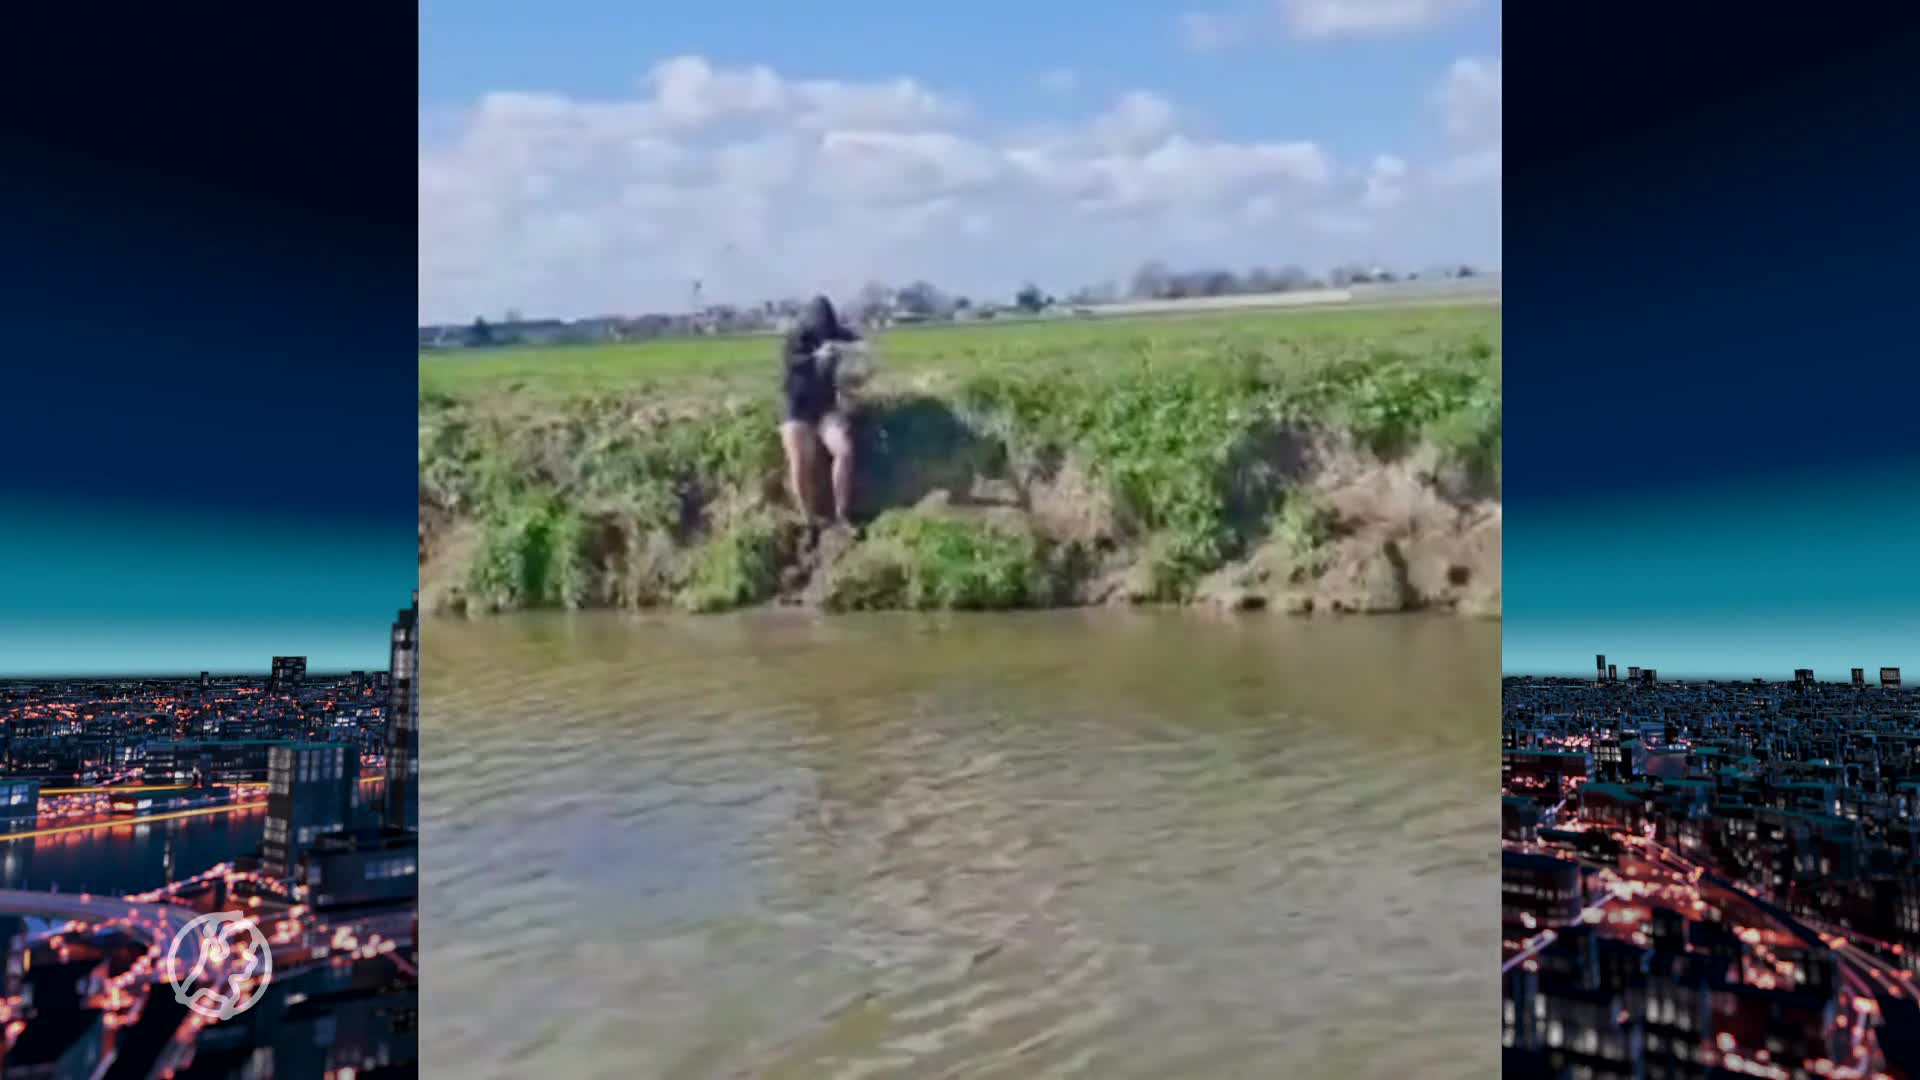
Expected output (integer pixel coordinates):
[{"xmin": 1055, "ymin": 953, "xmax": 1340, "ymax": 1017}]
[{"xmin": 419, "ymin": 302, "xmax": 1501, "ymax": 403}]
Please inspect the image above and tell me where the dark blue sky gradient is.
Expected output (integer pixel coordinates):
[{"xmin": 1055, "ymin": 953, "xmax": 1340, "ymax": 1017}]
[
  {"xmin": 1504, "ymin": 7, "xmax": 1920, "ymax": 677},
  {"xmin": 0, "ymin": 10, "xmax": 417, "ymax": 675}
]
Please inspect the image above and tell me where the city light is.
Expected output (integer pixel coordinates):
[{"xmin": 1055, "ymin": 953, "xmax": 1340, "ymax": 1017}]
[
  {"xmin": 1504, "ymin": 667, "xmax": 1920, "ymax": 1077},
  {"xmin": 1, "ymin": 604, "xmax": 419, "ymax": 1074}
]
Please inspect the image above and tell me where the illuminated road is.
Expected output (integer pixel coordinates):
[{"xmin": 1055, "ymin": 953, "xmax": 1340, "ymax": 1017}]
[
  {"xmin": 1794, "ymin": 913, "xmax": 1920, "ymax": 1079},
  {"xmin": 37, "ymin": 785, "xmax": 191, "ymax": 796},
  {"xmin": 1, "ymin": 800, "xmax": 269, "ymax": 842},
  {"xmin": 5, "ymin": 775, "xmax": 384, "ymax": 843},
  {"xmin": 1622, "ymin": 836, "xmax": 1886, "ymax": 1076},
  {"xmin": 1502, "ymin": 881, "xmax": 1628, "ymax": 973},
  {"xmin": 0, "ymin": 887, "xmax": 196, "ymax": 946},
  {"xmin": 0, "ymin": 885, "xmax": 281, "ymax": 1029}
]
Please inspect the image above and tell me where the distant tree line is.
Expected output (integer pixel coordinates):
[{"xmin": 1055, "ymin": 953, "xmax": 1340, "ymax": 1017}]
[
  {"xmin": 428, "ymin": 260, "xmax": 1485, "ymax": 348},
  {"xmin": 1116, "ymin": 260, "xmax": 1480, "ymax": 303}
]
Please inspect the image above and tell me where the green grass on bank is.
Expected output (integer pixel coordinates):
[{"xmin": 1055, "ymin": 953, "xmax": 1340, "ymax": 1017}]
[
  {"xmin": 421, "ymin": 302, "xmax": 1500, "ymax": 614},
  {"xmin": 822, "ymin": 512, "xmax": 1053, "ymax": 612},
  {"xmin": 419, "ymin": 302, "xmax": 1500, "ymax": 404}
]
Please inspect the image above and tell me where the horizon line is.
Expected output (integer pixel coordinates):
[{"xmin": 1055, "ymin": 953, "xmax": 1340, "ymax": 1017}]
[
  {"xmin": 0, "ymin": 668, "xmax": 388, "ymax": 681},
  {"xmin": 1505, "ymin": 670, "xmax": 1911, "ymax": 684}
]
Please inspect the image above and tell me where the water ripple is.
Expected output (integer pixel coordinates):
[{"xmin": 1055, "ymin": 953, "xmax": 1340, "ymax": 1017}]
[{"xmin": 423, "ymin": 610, "xmax": 1497, "ymax": 1079}]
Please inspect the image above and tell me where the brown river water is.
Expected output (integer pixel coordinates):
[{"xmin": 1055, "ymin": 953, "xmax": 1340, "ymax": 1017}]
[{"xmin": 423, "ymin": 609, "xmax": 1498, "ymax": 1079}]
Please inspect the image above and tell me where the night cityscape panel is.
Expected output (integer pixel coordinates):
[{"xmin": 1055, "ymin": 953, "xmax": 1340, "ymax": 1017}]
[
  {"xmin": 0, "ymin": 597, "xmax": 420, "ymax": 1078},
  {"xmin": 1504, "ymin": 662, "xmax": 1920, "ymax": 1080}
]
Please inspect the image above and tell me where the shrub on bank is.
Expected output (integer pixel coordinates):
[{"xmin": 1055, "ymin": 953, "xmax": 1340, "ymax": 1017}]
[
  {"xmin": 821, "ymin": 511, "xmax": 1048, "ymax": 612},
  {"xmin": 676, "ymin": 511, "xmax": 790, "ymax": 613}
]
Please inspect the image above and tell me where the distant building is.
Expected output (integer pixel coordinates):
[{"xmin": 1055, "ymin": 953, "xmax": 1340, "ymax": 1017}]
[
  {"xmin": 1502, "ymin": 795, "xmax": 1544, "ymax": 842},
  {"xmin": 1502, "ymin": 850, "xmax": 1586, "ymax": 927},
  {"xmin": 268, "ymin": 954, "xmax": 418, "ymax": 1079},
  {"xmin": 384, "ymin": 595, "xmax": 419, "ymax": 831},
  {"xmin": 199, "ymin": 671, "xmax": 211, "ymax": 690},
  {"xmin": 263, "ymin": 743, "xmax": 359, "ymax": 880},
  {"xmin": 1595, "ymin": 736, "xmax": 1644, "ymax": 782},
  {"xmin": 1503, "ymin": 669, "xmax": 1920, "ymax": 1073},
  {"xmin": 1595, "ymin": 654, "xmax": 1607, "ymax": 681},
  {"xmin": 1644, "ymin": 747, "xmax": 1688, "ymax": 780},
  {"xmin": 298, "ymin": 828, "xmax": 418, "ymax": 914},
  {"xmin": 1579, "ymin": 782, "xmax": 1648, "ymax": 831},
  {"xmin": 144, "ymin": 739, "xmax": 290, "ymax": 784},
  {"xmin": 270, "ymin": 656, "xmax": 307, "ymax": 693},
  {"xmin": 1502, "ymin": 749, "xmax": 1592, "ymax": 794},
  {"xmin": 1607, "ymin": 664, "xmax": 1617, "ymax": 682},
  {"xmin": 1, "ymin": 779, "xmax": 39, "ymax": 829},
  {"xmin": 1641, "ymin": 668, "xmax": 1658, "ymax": 686},
  {"xmin": 1883, "ymin": 667, "xmax": 1903, "ymax": 690},
  {"xmin": 1628, "ymin": 666, "xmax": 1642, "ymax": 682}
]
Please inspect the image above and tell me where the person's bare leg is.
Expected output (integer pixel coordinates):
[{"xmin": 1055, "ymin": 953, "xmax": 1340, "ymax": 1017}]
[
  {"xmin": 780, "ymin": 420, "xmax": 818, "ymax": 521},
  {"xmin": 820, "ymin": 412, "xmax": 856, "ymax": 524}
]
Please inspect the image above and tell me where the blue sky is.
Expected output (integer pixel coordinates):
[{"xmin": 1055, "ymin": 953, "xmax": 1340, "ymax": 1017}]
[
  {"xmin": 1498, "ymin": 28, "xmax": 1920, "ymax": 684},
  {"xmin": 0, "ymin": 499, "xmax": 412, "ymax": 676},
  {"xmin": 419, "ymin": 0, "xmax": 1501, "ymax": 321},
  {"xmin": 6, "ymin": 114, "xmax": 417, "ymax": 677},
  {"xmin": 1503, "ymin": 461, "xmax": 1920, "ymax": 681}
]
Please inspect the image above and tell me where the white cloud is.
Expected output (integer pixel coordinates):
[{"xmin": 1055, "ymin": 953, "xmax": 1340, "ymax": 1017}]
[
  {"xmin": 1038, "ymin": 67, "xmax": 1079, "ymax": 94},
  {"xmin": 1427, "ymin": 56, "xmax": 1501, "ymax": 197},
  {"xmin": 1179, "ymin": 0, "xmax": 1476, "ymax": 48},
  {"xmin": 1361, "ymin": 154, "xmax": 1409, "ymax": 210},
  {"xmin": 1177, "ymin": 10, "xmax": 1248, "ymax": 52},
  {"xmin": 1284, "ymin": 57, "xmax": 1500, "ymax": 263},
  {"xmin": 1281, "ymin": 0, "xmax": 1478, "ymax": 38},
  {"xmin": 1435, "ymin": 57, "xmax": 1502, "ymax": 144},
  {"xmin": 418, "ymin": 55, "xmax": 1498, "ymax": 322},
  {"xmin": 1433, "ymin": 146, "xmax": 1501, "ymax": 188},
  {"xmin": 648, "ymin": 56, "xmax": 786, "ymax": 127},
  {"xmin": 1087, "ymin": 91, "xmax": 1180, "ymax": 153}
]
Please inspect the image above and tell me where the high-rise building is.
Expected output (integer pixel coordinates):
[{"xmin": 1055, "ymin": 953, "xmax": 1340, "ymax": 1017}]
[
  {"xmin": 199, "ymin": 671, "xmax": 211, "ymax": 690},
  {"xmin": 270, "ymin": 656, "xmax": 307, "ymax": 692},
  {"xmin": 1627, "ymin": 667, "xmax": 1642, "ymax": 682},
  {"xmin": 263, "ymin": 742, "xmax": 358, "ymax": 880},
  {"xmin": 384, "ymin": 593, "xmax": 419, "ymax": 831},
  {"xmin": 1882, "ymin": 667, "xmax": 1903, "ymax": 690},
  {"xmin": 1595, "ymin": 655, "xmax": 1607, "ymax": 681},
  {"xmin": 1795, "ymin": 668, "xmax": 1815, "ymax": 687},
  {"xmin": 1641, "ymin": 668, "xmax": 1657, "ymax": 685},
  {"xmin": 299, "ymin": 827, "xmax": 419, "ymax": 914},
  {"xmin": 1853, "ymin": 668, "xmax": 1866, "ymax": 688},
  {"xmin": 1607, "ymin": 664, "xmax": 1617, "ymax": 682}
]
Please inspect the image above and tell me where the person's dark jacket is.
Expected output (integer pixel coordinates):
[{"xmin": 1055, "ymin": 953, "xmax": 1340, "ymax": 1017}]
[{"xmin": 780, "ymin": 296, "xmax": 861, "ymax": 423}]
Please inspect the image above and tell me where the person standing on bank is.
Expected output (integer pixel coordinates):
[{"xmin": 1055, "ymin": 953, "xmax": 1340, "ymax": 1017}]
[{"xmin": 779, "ymin": 295, "xmax": 866, "ymax": 527}]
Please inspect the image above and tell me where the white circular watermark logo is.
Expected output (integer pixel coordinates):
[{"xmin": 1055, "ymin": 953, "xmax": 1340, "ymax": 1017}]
[{"xmin": 166, "ymin": 910, "xmax": 273, "ymax": 1021}]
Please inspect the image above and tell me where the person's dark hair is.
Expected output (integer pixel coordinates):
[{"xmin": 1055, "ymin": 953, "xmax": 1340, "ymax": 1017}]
[{"xmin": 802, "ymin": 295, "xmax": 851, "ymax": 340}]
